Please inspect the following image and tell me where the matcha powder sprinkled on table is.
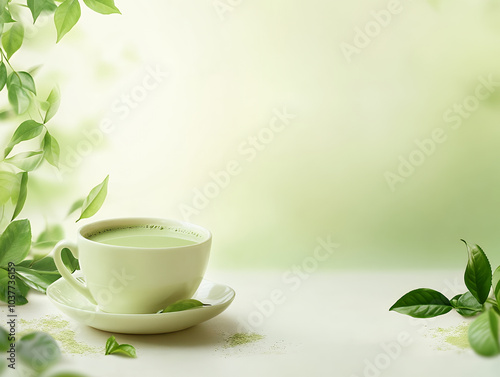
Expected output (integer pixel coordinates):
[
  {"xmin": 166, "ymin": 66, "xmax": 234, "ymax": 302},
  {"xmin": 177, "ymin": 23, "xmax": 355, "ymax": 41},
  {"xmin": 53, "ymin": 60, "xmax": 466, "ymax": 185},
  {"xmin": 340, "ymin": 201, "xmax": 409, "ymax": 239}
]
[
  {"xmin": 429, "ymin": 322, "xmax": 470, "ymax": 351},
  {"xmin": 19, "ymin": 315, "xmax": 102, "ymax": 355},
  {"xmin": 225, "ymin": 333, "xmax": 264, "ymax": 348}
]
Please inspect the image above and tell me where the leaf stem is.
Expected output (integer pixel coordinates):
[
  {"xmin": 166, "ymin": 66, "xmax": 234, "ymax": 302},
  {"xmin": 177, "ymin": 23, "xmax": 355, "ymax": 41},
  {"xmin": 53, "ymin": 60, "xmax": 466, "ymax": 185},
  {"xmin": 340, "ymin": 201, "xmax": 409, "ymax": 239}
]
[{"xmin": 0, "ymin": 48, "xmax": 21, "ymax": 82}]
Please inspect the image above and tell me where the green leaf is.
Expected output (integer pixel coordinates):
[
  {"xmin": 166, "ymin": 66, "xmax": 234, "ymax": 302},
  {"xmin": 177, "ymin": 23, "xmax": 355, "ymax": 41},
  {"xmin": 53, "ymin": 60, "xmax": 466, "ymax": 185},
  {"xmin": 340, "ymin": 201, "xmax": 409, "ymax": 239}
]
[
  {"xmin": 0, "ymin": 7, "xmax": 14, "ymax": 25},
  {"xmin": 0, "ymin": 171, "xmax": 17, "ymax": 205},
  {"xmin": 18, "ymin": 255, "xmax": 67, "ymax": 284},
  {"xmin": 34, "ymin": 223, "xmax": 64, "ymax": 248},
  {"xmin": 5, "ymin": 151, "xmax": 44, "ymax": 172},
  {"xmin": 8, "ymin": 71, "xmax": 36, "ymax": 94},
  {"xmin": 389, "ymin": 288, "xmax": 452, "ymax": 318},
  {"xmin": 462, "ymin": 240, "xmax": 492, "ymax": 305},
  {"xmin": 1, "ymin": 23, "xmax": 24, "ymax": 58},
  {"xmin": 18, "ymin": 332, "xmax": 61, "ymax": 372},
  {"xmin": 104, "ymin": 335, "xmax": 118, "ymax": 354},
  {"xmin": 44, "ymin": 86, "xmax": 60, "ymax": 123},
  {"xmin": 61, "ymin": 248, "xmax": 79, "ymax": 272},
  {"xmin": 23, "ymin": 250, "xmax": 79, "ymax": 274},
  {"xmin": 468, "ymin": 309, "xmax": 500, "ymax": 357},
  {"xmin": 67, "ymin": 197, "xmax": 84, "ymax": 217},
  {"xmin": 77, "ymin": 175, "xmax": 109, "ymax": 222},
  {"xmin": 0, "ymin": 219, "xmax": 31, "ymax": 266},
  {"xmin": 104, "ymin": 335, "xmax": 137, "ymax": 358},
  {"xmin": 161, "ymin": 299, "xmax": 204, "ymax": 313},
  {"xmin": 450, "ymin": 291, "xmax": 483, "ymax": 317},
  {"xmin": 54, "ymin": 0, "xmax": 81, "ymax": 43},
  {"xmin": 15, "ymin": 266, "xmax": 53, "ymax": 293},
  {"xmin": 7, "ymin": 84, "xmax": 30, "ymax": 114},
  {"xmin": 27, "ymin": 0, "xmax": 57, "ymax": 23},
  {"xmin": 11, "ymin": 172, "xmax": 28, "ymax": 220},
  {"xmin": 42, "ymin": 132, "xmax": 60, "ymax": 168},
  {"xmin": 493, "ymin": 266, "xmax": 500, "ymax": 307},
  {"xmin": 0, "ymin": 326, "xmax": 8, "ymax": 352},
  {"xmin": 0, "ymin": 62, "xmax": 6, "ymax": 91},
  {"xmin": 4, "ymin": 120, "xmax": 44, "ymax": 157},
  {"xmin": 82, "ymin": 0, "xmax": 120, "ymax": 14},
  {"xmin": 0, "ymin": 268, "xmax": 28, "ymax": 305}
]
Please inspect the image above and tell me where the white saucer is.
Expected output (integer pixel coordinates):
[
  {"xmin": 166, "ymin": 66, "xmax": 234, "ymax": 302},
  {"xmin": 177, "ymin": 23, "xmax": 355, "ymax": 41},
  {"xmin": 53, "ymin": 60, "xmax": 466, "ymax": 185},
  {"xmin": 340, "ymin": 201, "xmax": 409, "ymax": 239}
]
[{"xmin": 46, "ymin": 278, "xmax": 235, "ymax": 334}]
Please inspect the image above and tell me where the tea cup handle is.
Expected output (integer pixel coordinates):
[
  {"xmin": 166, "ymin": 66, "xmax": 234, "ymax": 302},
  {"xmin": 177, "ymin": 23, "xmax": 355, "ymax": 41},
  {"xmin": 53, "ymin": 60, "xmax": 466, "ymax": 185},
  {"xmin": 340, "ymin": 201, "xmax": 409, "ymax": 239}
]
[{"xmin": 53, "ymin": 241, "xmax": 97, "ymax": 305}]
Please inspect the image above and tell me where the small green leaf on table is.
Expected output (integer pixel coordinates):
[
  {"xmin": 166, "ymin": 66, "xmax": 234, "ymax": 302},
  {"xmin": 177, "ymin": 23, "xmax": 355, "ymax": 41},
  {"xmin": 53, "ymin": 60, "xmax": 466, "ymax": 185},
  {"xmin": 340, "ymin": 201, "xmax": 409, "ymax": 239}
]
[
  {"xmin": 105, "ymin": 335, "xmax": 136, "ymax": 358},
  {"xmin": 389, "ymin": 288, "xmax": 452, "ymax": 318}
]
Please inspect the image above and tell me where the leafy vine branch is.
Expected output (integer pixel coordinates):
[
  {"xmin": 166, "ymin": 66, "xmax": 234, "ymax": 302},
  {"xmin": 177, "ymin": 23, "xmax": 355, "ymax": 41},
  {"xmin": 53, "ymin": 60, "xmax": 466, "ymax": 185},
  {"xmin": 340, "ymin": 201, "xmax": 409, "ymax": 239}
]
[{"xmin": 0, "ymin": 0, "xmax": 120, "ymax": 305}]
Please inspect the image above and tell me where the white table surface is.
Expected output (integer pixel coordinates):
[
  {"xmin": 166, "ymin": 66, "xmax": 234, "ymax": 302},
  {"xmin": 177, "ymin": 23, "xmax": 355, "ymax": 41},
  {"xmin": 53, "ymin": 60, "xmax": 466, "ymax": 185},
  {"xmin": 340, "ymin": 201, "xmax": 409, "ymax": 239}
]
[{"xmin": 3, "ymin": 269, "xmax": 500, "ymax": 377}]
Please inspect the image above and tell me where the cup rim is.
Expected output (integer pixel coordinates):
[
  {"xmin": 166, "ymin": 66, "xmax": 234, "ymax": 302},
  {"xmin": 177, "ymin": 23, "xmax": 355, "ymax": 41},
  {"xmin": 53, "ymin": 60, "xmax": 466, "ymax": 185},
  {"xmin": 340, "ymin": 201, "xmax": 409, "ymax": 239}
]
[{"xmin": 77, "ymin": 217, "xmax": 212, "ymax": 250}]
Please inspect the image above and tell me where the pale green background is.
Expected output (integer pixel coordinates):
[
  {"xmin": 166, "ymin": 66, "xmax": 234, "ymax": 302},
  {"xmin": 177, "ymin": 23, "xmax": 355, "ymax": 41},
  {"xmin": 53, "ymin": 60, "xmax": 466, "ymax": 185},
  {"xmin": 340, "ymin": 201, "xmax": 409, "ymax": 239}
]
[{"xmin": 6, "ymin": 0, "xmax": 500, "ymax": 270}]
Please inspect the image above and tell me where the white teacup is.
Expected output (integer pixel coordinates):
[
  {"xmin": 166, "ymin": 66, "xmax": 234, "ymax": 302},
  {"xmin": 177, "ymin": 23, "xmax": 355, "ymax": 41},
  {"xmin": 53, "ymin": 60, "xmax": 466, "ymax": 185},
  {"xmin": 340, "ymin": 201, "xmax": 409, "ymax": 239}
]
[{"xmin": 53, "ymin": 218, "xmax": 211, "ymax": 314}]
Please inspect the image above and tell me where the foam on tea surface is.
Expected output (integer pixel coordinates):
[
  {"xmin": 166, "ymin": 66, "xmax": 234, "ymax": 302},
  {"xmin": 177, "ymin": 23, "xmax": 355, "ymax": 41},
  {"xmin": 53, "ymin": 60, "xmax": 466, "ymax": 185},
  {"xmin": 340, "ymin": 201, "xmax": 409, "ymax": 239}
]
[{"xmin": 86, "ymin": 225, "xmax": 199, "ymax": 248}]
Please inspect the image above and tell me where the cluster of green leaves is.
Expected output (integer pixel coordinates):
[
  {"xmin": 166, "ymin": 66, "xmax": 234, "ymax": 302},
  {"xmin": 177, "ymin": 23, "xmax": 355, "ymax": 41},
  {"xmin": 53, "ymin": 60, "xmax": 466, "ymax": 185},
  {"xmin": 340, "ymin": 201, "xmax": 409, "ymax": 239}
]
[
  {"xmin": 0, "ymin": 326, "xmax": 88, "ymax": 376},
  {"xmin": 0, "ymin": 175, "xmax": 109, "ymax": 304},
  {"xmin": 105, "ymin": 335, "xmax": 136, "ymax": 358},
  {"xmin": 0, "ymin": 0, "xmax": 118, "ymax": 305},
  {"xmin": 0, "ymin": 0, "xmax": 119, "ymax": 214},
  {"xmin": 390, "ymin": 240, "xmax": 500, "ymax": 357}
]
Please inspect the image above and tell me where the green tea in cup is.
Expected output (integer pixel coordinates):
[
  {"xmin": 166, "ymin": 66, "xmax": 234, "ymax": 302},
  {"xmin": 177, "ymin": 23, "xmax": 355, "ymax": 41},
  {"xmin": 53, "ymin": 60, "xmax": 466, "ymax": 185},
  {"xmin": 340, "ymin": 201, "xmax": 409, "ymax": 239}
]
[
  {"xmin": 53, "ymin": 218, "xmax": 211, "ymax": 314},
  {"xmin": 88, "ymin": 225, "xmax": 198, "ymax": 248}
]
